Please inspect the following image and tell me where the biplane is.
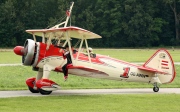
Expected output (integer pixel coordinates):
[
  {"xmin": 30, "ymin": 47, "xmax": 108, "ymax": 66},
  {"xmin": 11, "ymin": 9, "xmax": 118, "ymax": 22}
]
[{"xmin": 14, "ymin": 2, "xmax": 176, "ymax": 95}]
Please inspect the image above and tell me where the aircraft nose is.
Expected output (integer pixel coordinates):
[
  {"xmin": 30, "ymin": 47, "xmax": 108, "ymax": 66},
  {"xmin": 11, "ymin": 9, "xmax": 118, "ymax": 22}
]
[{"xmin": 13, "ymin": 46, "xmax": 24, "ymax": 56}]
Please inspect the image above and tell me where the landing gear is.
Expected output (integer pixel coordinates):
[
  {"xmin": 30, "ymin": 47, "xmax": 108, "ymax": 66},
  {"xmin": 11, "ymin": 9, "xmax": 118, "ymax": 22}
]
[
  {"xmin": 36, "ymin": 79, "xmax": 60, "ymax": 95},
  {"xmin": 28, "ymin": 86, "xmax": 39, "ymax": 93},
  {"xmin": 26, "ymin": 77, "xmax": 39, "ymax": 93},
  {"xmin": 153, "ymin": 82, "xmax": 159, "ymax": 92},
  {"xmin": 153, "ymin": 86, "xmax": 159, "ymax": 92},
  {"xmin": 38, "ymin": 88, "xmax": 52, "ymax": 95}
]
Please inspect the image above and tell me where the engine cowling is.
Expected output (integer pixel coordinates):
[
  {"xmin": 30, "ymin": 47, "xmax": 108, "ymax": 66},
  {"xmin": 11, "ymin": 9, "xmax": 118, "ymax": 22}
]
[{"xmin": 22, "ymin": 39, "xmax": 36, "ymax": 66}]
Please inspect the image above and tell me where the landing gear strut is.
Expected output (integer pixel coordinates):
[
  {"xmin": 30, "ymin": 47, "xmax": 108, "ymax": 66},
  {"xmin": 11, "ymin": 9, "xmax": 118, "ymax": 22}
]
[{"xmin": 153, "ymin": 82, "xmax": 159, "ymax": 92}]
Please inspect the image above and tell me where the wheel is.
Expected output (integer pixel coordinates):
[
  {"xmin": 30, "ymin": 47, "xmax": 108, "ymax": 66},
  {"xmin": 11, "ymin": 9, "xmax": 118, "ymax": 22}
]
[
  {"xmin": 28, "ymin": 86, "xmax": 39, "ymax": 93},
  {"xmin": 153, "ymin": 86, "xmax": 159, "ymax": 92},
  {"xmin": 38, "ymin": 88, "xmax": 52, "ymax": 95}
]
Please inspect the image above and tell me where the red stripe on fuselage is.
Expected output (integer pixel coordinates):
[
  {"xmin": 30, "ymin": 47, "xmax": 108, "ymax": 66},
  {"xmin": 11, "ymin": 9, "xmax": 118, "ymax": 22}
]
[
  {"xmin": 37, "ymin": 43, "xmax": 64, "ymax": 64},
  {"xmin": 37, "ymin": 43, "xmax": 140, "ymax": 68}
]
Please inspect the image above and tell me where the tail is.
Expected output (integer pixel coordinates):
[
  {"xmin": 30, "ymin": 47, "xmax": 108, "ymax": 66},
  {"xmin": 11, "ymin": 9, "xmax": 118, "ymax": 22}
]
[{"xmin": 143, "ymin": 49, "xmax": 176, "ymax": 84}]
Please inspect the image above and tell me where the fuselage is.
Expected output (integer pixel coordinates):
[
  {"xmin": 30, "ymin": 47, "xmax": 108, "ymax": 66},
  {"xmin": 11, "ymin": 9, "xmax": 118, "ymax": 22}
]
[{"xmin": 33, "ymin": 42, "xmax": 154, "ymax": 83}]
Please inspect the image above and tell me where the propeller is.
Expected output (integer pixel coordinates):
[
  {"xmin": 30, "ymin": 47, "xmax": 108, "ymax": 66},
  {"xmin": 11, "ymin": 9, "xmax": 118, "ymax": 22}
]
[
  {"xmin": 22, "ymin": 39, "xmax": 36, "ymax": 66},
  {"xmin": 22, "ymin": 40, "xmax": 28, "ymax": 63}
]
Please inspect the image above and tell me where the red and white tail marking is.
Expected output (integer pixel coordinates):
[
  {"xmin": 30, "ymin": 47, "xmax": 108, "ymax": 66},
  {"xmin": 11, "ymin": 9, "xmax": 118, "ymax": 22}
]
[
  {"xmin": 161, "ymin": 60, "xmax": 169, "ymax": 69},
  {"xmin": 142, "ymin": 49, "xmax": 175, "ymax": 83}
]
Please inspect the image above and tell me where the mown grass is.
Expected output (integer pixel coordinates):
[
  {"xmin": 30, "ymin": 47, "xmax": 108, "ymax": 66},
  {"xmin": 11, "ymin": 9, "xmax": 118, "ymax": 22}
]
[
  {"xmin": 0, "ymin": 65, "xmax": 179, "ymax": 90},
  {"xmin": 94, "ymin": 49, "xmax": 180, "ymax": 62},
  {"xmin": 0, "ymin": 51, "xmax": 21, "ymax": 64},
  {"xmin": 0, "ymin": 49, "xmax": 180, "ymax": 112},
  {"xmin": 1, "ymin": 48, "xmax": 180, "ymax": 63},
  {"xmin": 0, "ymin": 94, "xmax": 180, "ymax": 112}
]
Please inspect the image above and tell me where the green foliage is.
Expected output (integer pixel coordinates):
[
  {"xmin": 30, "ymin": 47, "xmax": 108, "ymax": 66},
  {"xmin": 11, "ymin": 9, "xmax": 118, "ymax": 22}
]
[{"xmin": 0, "ymin": 0, "xmax": 180, "ymax": 47}]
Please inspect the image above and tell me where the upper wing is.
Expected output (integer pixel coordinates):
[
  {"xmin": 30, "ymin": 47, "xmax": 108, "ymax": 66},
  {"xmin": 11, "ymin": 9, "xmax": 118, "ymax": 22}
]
[{"xmin": 26, "ymin": 26, "xmax": 102, "ymax": 39}]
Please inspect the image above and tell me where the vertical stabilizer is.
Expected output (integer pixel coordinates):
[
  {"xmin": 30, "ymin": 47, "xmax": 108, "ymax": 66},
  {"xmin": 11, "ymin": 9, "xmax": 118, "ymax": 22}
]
[{"xmin": 143, "ymin": 49, "xmax": 176, "ymax": 83}]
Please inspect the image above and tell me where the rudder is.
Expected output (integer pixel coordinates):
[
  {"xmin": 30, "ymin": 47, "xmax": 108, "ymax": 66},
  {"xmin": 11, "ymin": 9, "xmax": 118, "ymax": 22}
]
[{"xmin": 143, "ymin": 49, "xmax": 176, "ymax": 84}]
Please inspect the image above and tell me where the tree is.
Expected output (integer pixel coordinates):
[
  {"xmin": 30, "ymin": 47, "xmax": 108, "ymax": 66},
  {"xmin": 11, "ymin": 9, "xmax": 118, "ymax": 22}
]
[
  {"xmin": 163, "ymin": 0, "xmax": 180, "ymax": 45},
  {"xmin": 0, "ymin": 0, "xmax": 17, "ymax": 47},
  {"xmin": 0, "ymin": 0, "xmax": 178, "ymax": 47},
  {"xmin": 0, "ymin": 0, "xmax": 60, "ymax": 47},
  {"xmin": 93, "ymin": 0, "xmax": 123, "ymax": 47},
  {"xmin": 120, "ymin": 0, "xmax": 166, "ymax": 47}
]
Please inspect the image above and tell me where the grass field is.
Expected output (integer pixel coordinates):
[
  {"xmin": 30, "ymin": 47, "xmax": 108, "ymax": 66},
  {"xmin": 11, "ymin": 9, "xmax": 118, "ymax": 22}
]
[
  {"xmin": 0, "ymin": 94, "xmax": 180, "ymax": 112},
  {"xmin": 1, "ymin": 48, "xmax": 180, "ymax": 63}
]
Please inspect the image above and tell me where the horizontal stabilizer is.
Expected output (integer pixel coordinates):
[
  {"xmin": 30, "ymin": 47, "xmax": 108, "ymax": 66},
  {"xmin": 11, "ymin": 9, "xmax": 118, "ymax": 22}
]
[{"xmin": 138, "ymin": 66, "xmax": 169, "ymax": 75}]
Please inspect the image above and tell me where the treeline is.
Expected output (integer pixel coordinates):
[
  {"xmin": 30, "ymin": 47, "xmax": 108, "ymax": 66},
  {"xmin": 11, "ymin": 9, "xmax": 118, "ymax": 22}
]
[{"xmin": 0, "ymin": 0, "xmax": 180, "ymax": 48}]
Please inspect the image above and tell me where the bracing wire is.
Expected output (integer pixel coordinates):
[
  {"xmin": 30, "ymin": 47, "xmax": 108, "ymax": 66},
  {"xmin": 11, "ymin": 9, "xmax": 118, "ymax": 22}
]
[
  {"xmin": 74, "ymin": 39, "xmax": 81, "ymax": 48},
  {"xmin": 46, "ymin": 15, "xmax": 67, "ymax": 29}
]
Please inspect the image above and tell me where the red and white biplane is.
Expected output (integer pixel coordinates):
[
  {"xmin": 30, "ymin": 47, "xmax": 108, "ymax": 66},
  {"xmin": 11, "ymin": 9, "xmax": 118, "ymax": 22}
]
[{"xmin": 14, "ymin": 2, "xmax": 176, "ymax": 95}]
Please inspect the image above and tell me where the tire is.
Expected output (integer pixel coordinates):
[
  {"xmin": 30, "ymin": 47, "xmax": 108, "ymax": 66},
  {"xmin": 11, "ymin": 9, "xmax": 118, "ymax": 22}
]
[
  {"xmin": 38, "ymin": 88, "xmax": 52, "ymax": 95},
  {"xmin": 28, "ymin": 86, "xmax": 39, "ymax": 93},
  {"xmin": 153, "ymin": 87, "xmax": 159, "ymax": 92}
]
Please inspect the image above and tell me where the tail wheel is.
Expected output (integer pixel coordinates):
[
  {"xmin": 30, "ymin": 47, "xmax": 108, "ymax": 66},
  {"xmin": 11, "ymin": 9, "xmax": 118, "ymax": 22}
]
[
  {"xmin": 153, "ymin": 86, "xmax": 159, "ymax": 92},
  {"xmin": 28, "ymin": 86, "xmax": 39, "ymax": 93},
  {"xmin": 38, "ymin": 88, "xmax": 52, "ymax": 95}
]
